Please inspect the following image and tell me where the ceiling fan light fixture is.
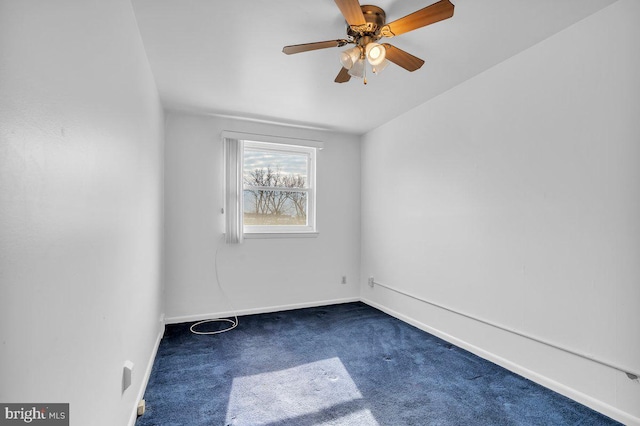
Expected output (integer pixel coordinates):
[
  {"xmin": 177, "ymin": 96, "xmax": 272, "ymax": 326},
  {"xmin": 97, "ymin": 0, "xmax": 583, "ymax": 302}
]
[
  {"xmin": 339, "ymin": 46, "xmax": 361, "ymax": 70},
  {"xmin": 365, "ymin": 42, "xmax": 386, "ymax": 66},
  {"xmin": 348, "ymin": 57, "xmax": 365, "ymax": 78},
  {"xmin": 282, "ymin": 0, "xmax": 455, "ymax": 84}
]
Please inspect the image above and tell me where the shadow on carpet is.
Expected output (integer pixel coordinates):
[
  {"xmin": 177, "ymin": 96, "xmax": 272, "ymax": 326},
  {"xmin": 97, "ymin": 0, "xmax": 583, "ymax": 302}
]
[{"xmin": 136, "ymin": 302, "xmax": 620, "ymax": 425}]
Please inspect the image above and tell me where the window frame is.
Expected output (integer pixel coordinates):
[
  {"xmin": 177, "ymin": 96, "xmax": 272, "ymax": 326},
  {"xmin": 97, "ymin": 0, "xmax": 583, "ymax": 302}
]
[{"xmin": 241, "ymin": 140, "xmax": 318, "ymax": 237}]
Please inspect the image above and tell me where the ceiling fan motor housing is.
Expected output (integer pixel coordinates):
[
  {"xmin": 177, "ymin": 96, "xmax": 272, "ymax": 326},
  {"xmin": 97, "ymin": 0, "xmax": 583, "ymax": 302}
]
[{"xmin": 347, "ymin": 5, "xmax": 386, "ymax": 43}]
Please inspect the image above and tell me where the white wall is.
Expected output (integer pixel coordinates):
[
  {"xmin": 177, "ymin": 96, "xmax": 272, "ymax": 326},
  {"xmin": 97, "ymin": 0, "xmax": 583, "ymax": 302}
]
[
  {"xmin": 163, "ymin": 112, "xmax": 361, "ymax": 321},
  {"xmin": 0, "ymin": 1, "xmax": 164, "ymax": 425},
  {"xmin": 361, "ymin": 1, "xmax": 640, "ymax": 424}
]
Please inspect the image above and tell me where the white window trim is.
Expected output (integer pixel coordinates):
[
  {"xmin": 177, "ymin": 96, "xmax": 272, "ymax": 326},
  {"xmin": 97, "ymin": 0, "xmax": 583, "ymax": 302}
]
[
  {"xmin": 222, "ymin": 131, "xmax": 324, "ymax": 150},
  {"xmin": 243, "ymin": 232, "xmax": 319, "ymax": 239},
  {"xmin": 243, "ymin": 140, "xmax": 317, "ymax": 235},
  {"xmin": 223, "ymin": 131, "xmax": 321, "ymax": 239}
]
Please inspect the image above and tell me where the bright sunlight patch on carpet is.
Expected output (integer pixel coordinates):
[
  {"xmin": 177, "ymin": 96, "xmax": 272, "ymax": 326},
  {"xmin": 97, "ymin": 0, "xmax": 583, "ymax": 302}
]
[{"xmin": 225, "ymin": 357, "xmax": 378, "ymax": 425}]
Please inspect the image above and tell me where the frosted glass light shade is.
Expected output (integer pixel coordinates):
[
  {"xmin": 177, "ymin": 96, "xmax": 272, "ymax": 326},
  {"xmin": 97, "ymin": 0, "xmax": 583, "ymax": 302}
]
[
  {"xmin": 348, "ymin": 58, "xmax": 365, "ymax": 78},
  {"xmin": 372, "ymin": 58, "xmax": 389, "ymax": 74},
  {"xmin": 339, "ymin": 46, "xmax": 361, "ymax": 70},
  {"xmin": 365, "ymin": 43, "xmax": 386, "ymax": 66}
]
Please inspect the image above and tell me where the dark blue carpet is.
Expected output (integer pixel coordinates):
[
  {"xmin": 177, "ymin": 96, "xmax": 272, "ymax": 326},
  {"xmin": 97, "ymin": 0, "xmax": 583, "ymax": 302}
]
[{"xmin": 136, "ymin": 302, "xmax": 619, "ymax": 425}]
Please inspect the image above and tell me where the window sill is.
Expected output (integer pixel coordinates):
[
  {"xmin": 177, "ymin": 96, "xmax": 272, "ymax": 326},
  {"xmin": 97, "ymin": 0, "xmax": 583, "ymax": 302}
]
[{"xmin": 243, "ymin": 232, "xmax": 319, "ymax": 239}]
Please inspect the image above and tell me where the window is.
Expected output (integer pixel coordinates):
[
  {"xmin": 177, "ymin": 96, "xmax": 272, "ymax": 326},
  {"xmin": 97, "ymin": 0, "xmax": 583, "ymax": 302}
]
[
  {"xmin": 243, "ymin": 141, "xmax": 316, "ymax": 234},
  {"xmin": 223, "ymin": 132, "xmax": 321, "ymax": 241}
]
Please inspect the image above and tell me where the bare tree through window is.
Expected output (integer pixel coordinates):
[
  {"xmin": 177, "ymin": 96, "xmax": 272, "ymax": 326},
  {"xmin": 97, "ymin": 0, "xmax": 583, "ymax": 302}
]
[{"xmin": 244, "ymin": 166, "xmax": 307, "ymax": 226}]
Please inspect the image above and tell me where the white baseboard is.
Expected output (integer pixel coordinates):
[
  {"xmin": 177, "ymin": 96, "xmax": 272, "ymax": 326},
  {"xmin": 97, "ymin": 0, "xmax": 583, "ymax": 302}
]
[
  {"xmin": 164, "ymin": 297, "xmax": 361, "ymax": 325},
  {"xmin": 361, "ymin": 297, "xmax": 640, "ymax": 426},
  {"xmin": 128, "ymin": 323, "xmax": 165, "ymax": 426}
]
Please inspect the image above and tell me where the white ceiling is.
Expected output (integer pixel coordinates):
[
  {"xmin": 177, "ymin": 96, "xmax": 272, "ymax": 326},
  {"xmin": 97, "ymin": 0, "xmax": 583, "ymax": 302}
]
[{"xmin": 131, "ymin": 0, "xmax": 616, "ymax": 135}]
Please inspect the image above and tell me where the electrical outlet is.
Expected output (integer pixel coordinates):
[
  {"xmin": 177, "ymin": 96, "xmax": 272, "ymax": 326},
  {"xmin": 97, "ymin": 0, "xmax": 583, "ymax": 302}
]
[
  {"xmin": 368, "ymin": 277, "xmax": 375, "ymax": 287},
  {"xmin": 341, "ymin": 276, "xmax": 347, "ymax": 284}
]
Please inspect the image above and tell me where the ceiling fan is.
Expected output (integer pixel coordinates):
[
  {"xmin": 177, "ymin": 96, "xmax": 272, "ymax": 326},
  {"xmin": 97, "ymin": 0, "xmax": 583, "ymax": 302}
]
[{"xmin": 282, "ymin": 0, "xmax": 455, "ymax": 84}]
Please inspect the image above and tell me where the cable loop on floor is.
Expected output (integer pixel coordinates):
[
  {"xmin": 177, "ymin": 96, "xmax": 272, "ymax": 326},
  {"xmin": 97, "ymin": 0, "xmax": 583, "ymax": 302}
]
[{"xmin": 190, "ymin": 317, "xmax": 238, "ymax": 335}]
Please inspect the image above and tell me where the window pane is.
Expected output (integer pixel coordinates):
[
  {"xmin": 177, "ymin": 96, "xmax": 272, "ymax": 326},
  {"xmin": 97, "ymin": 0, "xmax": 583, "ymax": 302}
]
[
  {"xmin": 243, "ymin": 149, "xmax": 308, "ymax": 188},
  {"xmin": 243, "ymin": 190, "xmax": 307, "ymax": 226}
]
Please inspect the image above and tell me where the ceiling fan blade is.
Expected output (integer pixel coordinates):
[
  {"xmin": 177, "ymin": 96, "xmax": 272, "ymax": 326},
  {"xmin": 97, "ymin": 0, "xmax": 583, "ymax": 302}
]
[
  {"xmin": 334, "ymin": 0, "xmax": 366, "ymax": 26},
  {"xmin": 335, "ymin": 67, "xmax": 351, "ymax": 83},
  {"xmin": 381, "ymin": 0, "xmax": 454, "ymax": 37},
  {"xmin": 382, "ymin": 44, "xmax": 425, "ymax": 72},
  {"xmin": 282, "ymin": 40, "xmax": 348, "ymax": 55}
]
